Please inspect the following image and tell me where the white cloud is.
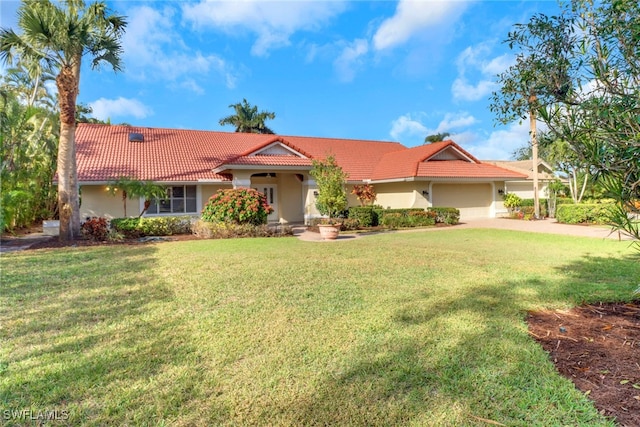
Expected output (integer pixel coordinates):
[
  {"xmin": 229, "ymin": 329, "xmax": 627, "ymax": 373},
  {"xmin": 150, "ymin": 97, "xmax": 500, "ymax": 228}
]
[
  {"xmin": 373, "ymin": 0, "xmax": 466, "ymax": 51},
  {"xmin": 182, "ymin": 0, "xmax": 347, "ymax": 57},
  {"xmin": 436, "ymin": 112, "xmax": 478, "ymax": 132},
  {"xmin": 452, "ymin": 43, "xmax": 515, "ymax": 102},
  {"xmin": 452, "ymin": 78, "xmax": 497, "ymax": 102},
  {"xmin": 390, "ymin": 114, "xmax": 428, "ymax": 142},
  {"xmin": 333, "ymin": 39, "xmax": 369, "ymax": 83},
  {"xmin": 122, "ymin": 5, "xmax": 237, "ymax": 90},
  {"xmin": 466, "ymin": 120, "xmax": 539, "ymax": 160},
  {"xmin": 390, "ymin": 111, "xmax": 479, "ymax": 146},
  {"xmin": 89, "ymin": 97, "xmax": 152, "ymax": 121}
]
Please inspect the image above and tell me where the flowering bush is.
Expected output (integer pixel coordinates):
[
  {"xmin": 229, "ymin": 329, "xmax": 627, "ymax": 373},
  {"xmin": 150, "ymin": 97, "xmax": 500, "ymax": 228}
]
[
  {"xmin": 351, "ymin": 184, "xmax": 377, "ymax": 206},
  {"xmin": 202, "ymin": 188, "xmax": 273, "ymax": 225}
]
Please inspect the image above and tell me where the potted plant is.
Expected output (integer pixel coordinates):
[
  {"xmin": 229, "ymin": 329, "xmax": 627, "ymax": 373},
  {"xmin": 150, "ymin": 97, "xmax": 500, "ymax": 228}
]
[{"xmin": 310, "ymin": 154, "xmax": 348, "ymax": 240}]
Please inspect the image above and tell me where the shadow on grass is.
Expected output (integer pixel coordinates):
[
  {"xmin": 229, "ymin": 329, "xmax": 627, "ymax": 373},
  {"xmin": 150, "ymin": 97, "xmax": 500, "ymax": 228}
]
[
  {"xmin": 285, "ymin": 270, "xmax": 633, "ymax": 426},
  {"xmin": 551, "ymin": 253, "xmax": 640, "ymax": 304},
  {"xmin": 0, "ymin": 245, "xmax": 226, "ymax": 424}
]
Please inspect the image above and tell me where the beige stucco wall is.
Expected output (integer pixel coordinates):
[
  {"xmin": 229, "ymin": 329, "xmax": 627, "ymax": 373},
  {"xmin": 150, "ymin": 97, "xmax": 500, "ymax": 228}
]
[
  {"xmin": 81, "ymin": 183, "xmax": 231, "ymax": 219},
  {"xmin": 505, "ymin": 181, "xmax": 548, "ymax": 200},
  {"xmin": 372, "ymin": 182, "xmax": 429, "ymax": 209},
  {"xmin": 80, "ymin": 185, "xmax": 140, "ymax": 219},
  {"xmin": 432, "ymin": 183, "xmax": 493, "ymax": 220},
  {"xmin": 276, "ymin": 174, "xmax": 304, "ymax": 223}
]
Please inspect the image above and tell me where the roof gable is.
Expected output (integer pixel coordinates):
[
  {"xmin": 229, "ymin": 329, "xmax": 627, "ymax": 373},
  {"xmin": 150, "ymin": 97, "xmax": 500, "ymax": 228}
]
[{"xmin": 251, "ymin": 142, "xmax": 307, "ymax": 158}]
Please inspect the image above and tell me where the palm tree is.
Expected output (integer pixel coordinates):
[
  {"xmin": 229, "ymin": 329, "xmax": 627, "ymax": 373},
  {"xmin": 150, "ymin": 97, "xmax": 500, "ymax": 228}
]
[
  {"xmin": 424, "ymin": 132, "xmax": 450, "ymax": 144},
  {"xmin": 0, "ymin": 0, "xmax": 126, "ymax": 241},
  {"xmin": 219, "ymin": 98, "xmax": 276, "ymax": 134}
]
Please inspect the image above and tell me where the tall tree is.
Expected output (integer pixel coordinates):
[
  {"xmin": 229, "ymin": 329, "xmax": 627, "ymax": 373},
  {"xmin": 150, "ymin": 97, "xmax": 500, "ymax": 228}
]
[
  {"xmin": 424, "ymin": 132, "xmax": 450, "ymax": 144},
  {"xmin": 490, "ymin": 12, "xmax": 577, "ymax": 219},
  {"xmin": 500, "ymin": 0, "xmax": 640, "ymax": 245},
  {"xmin": 219, "ymin": 98, "xmax": 276, "ymax": 134},
  {"xmin": 1, "ymin": 0, "xmax": 126, "ymax": 241},
  {"xmin": 1, "ymin": 71, "xmax": 58, "ymax": 231}
]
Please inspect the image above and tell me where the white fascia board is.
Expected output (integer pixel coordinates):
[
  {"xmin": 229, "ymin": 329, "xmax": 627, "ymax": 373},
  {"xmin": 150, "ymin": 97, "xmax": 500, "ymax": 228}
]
[
  {"xmin": 196, "ymin": 179, "xmax": 231, "ymax": 183},
  {"xmin": 428, "ymin": 177, "xmax": 503, "ymax": 183},
  {"xmin": 213, "ymin": 164, "xmax": 312, "ymax": 173},
  {"xmin": 368, "ymin": 177, "xmax": 419, "ymax": 184}
]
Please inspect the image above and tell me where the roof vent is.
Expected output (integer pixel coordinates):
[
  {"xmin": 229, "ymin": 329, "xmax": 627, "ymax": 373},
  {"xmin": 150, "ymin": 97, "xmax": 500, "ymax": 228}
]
[{"xmin": 129, "ymin": 132, "xmax": 144, "ymax": 142}]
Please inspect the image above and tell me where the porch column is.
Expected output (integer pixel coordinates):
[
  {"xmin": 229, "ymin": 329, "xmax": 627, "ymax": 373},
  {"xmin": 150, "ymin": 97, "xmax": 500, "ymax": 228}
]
[
  {"xmin": 232, "ymin": 172, "xmax": 252, "ymax": 188},
  {"xmin": 303, "ymin": 178, "xmax": 320, "ymax": 224}
]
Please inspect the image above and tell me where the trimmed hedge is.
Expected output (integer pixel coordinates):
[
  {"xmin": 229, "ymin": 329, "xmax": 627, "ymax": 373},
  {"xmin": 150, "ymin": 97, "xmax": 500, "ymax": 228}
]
[
  {"xmin": 427, "ymin": 207, "xmax": 460, "ymax": 225},
  {"xmin": 555, "ymin": 203, "xmax": 616, "ymax": 225},
  {"xmin": 192, "ymin": 219, "xmax": 293, "ymax": 239},
  {"xmin": 331, "ymin": 206, "xmax": 461, "ymax": 230},
  {"xmin": 111, "ymin": 216, "xmax": 193, "ymax": 238},
  {"xmin": 348, "ymin": 206, "xmax": 378, "ymax": 227},
  {"xmin": 378, "ymin": 210, "xmax": 436, "ymax": 228}
]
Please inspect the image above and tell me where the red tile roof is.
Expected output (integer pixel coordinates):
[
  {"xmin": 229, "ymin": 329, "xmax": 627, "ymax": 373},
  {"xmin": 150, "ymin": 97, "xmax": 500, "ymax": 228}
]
[
  {"xmin": 74, "ymin": 124, "xmax": 526, "ymax": 183},
  {"xmin": 370, "ymin": 141, "xmax": 525, "ymax": 181},
  {"xmin": 417, "ymin": 160, "xmax": 527, "ymax": 178}
]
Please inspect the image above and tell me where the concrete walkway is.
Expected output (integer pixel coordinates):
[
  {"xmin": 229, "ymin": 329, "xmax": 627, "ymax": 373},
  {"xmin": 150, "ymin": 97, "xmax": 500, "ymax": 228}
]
[
  {"xmin": 295, "ymin": 218, "xmax": 634, "ymax": 242},
  {"xmin": 0, "ymin": 233, "xmax": 51, "ymax": 253}
]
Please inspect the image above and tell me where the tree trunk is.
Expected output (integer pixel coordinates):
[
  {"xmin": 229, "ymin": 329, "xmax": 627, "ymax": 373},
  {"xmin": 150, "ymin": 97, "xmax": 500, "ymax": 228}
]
[
  {"xmin": 529, "ymin": 92, "xmax": 540, "ymax": 219},
  {"xmin": 56, "ymin": 62, "xmax": 81, "ymax": 241}
]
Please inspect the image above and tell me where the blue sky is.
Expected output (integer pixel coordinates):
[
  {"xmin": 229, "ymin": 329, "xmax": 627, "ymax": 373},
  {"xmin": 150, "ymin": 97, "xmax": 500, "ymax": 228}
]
[{"xmin": 1, "ymin": 0, "xmax": 561, "ymax": 159}]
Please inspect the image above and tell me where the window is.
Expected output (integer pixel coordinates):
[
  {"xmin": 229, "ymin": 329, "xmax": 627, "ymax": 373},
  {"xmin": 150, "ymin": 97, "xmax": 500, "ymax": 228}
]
[{"xmin": 146, "ymin": 185, "xmax": 197, "ymax": 215}]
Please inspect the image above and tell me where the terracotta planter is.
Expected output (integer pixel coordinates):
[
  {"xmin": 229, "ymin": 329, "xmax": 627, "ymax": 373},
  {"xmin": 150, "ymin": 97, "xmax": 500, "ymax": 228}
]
[{"xmin": 318, "ymin": 224, "xmax": 340, "ymax": 240}]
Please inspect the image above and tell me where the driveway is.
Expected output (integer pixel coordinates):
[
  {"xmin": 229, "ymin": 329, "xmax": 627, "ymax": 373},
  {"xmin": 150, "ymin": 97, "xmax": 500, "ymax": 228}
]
[
  {"xmin": 296, "ymin": 218, "xmax": 634, "ymax": 242},
  {"xmin": 452, "ymin": 218, "xmax": 632, "ymax": 240}
]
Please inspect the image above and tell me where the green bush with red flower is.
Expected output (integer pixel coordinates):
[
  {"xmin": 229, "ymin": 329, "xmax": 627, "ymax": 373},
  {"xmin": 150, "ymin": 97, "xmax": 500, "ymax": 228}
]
[{"xmin": 202, "ymin": 188, "xmax": 274, "ymax": 225}]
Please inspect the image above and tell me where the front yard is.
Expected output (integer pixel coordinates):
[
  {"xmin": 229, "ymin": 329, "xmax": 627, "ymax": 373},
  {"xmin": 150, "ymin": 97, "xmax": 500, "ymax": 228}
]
[{"xmin": 1, "ymin": 229, "xmax": 638, "ymax": 426}]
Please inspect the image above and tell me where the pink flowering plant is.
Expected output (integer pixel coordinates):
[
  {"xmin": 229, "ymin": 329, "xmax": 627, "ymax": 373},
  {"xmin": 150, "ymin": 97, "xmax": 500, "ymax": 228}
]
[{"xmin": 202, "ymin": 188, "xmax": 273, "ymax": 225}]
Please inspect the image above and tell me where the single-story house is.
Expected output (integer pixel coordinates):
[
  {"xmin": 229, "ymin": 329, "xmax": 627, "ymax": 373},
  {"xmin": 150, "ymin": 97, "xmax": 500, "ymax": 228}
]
[
  {"xmin": 484, "ymin": 159, "xmax": 559, "ymax": 199},
  {"xmin": 74, "ymin": 123, "xmax": 527, "ymax": 223}
]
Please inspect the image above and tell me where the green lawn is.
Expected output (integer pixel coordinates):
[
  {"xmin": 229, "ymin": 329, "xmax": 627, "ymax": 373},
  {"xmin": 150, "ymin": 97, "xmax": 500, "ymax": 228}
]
[{"xmin": 1, "ymin": 229, "xmax": 638, "ymax": 426}]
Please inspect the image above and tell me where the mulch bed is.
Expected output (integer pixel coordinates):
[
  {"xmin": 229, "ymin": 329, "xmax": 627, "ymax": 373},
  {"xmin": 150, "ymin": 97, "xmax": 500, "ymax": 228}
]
[{"xmin": 527, "ymin": 302, "xmax": 640, "ymax": 426}]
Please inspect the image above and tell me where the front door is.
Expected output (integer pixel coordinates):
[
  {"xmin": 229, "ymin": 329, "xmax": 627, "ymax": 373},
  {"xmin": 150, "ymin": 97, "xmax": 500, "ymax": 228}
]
[{"xmin": 256, "ymin": 184, "xmax": 278, "ymax": 222}]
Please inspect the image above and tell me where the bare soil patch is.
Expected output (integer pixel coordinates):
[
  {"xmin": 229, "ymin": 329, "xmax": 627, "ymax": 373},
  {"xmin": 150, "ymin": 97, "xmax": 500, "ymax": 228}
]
[{"xmin": 527, "ymin": 302, "xmax": 640, "ymax": 426}]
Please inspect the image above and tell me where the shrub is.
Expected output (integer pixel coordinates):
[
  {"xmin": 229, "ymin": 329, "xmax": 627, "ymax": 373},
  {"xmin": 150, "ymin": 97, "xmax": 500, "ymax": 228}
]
[
  {"xmin": 110, "ymin": 216, "xmax": 193, "ymax": 238},
  {"xmin": 340, "ymin": 218, "xmax": 360, "ymax": 231},
  {"xmin": 191, "ymin": 219, "xmax": 292, "ymax": 239},
  {"xmin": 556, "ymin": 203, "xmax": 616, "ymax": 225},
  {"xmin": 556, "ymin": 197, "xmax": 574, "ymax": 205},
  {"xmin": 427, "ymin": 207, "xmax": 460, "ymax": 225},
  {"xmin": 110, "ymin": 218, "xmax": 142, "ymax": 238},
  {"xmin": 502, "ymin": 193, "xmax": 522, "ymax": 213},
  {"xmin": 202, "ymin": 188, "xmax": 273, "ymax": 225},
  {"xmin": 520, "ymin": 198, "xmax": 548, "ymax": 218},
  {"xmin": 81, "ymin": 217, "xmax": 109, "ymax": 241},
  {"xmin": 378, "ymin": 209, "xmax": 436, "ymax": 228},
  {"xmin": 138, "ymin": 216, "xmax": 192, "ymax": 236},
  {"xmin": 348, "ymin": 206, "xmax": 378, "ymax": 227}
]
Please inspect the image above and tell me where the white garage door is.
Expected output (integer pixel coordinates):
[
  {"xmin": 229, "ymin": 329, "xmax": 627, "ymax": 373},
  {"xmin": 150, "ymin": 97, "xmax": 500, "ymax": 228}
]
[{"xmin": 432, "ymin": 184, "xmax": 492, "ymax": 220}]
